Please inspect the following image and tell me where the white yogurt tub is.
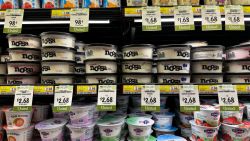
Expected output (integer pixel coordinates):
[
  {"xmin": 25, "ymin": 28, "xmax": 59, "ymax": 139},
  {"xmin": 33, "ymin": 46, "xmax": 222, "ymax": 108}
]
[
  {"xmin": 177, "ymin": 0, "xmax": 191, "ymax": 5},
  {"xmin": 7, "ymin": 75, "xmax": 39, "ymax": 84},
  {"xmin": 75, "ymin": 41, "xmax": 85, "ymax": 53},
  {"xmin": 153, "ymin": 126, "xmax": 178, "ymax": 137},
  {"xmin": 231, "ymin": 0, "xmax": 250, "ymax": 5},
  {"xmin": 75, "ymin": 53, "xmax": 85, "ymax": 64},
  {"xmin": 221, "ymin": 104, "xmax": 245, "ymax": 125},
  {"xmin": 41, "ymin": 74, "xmax": 74, "ymax": 84},
  {"xmin": 157, "ymin": 44, "xmax": 191, "ymax": 60},
  {"xmin": 5, "ymin": 125, "xmax": 34, "ymax": 141},
  {"xmin": 226, "ymin": 74, "xmax": 250, "ymax": 83},
  {"xmin": 128, "ymin": 113, "xmax": 152, "ymax": 119},
  {"xmin": 42, "ymin": 47, "xmax": 76, "ymax": 61},
  {"xmin": 0, "ymin": 63, "xmax": 6, "ymax": 75},
  {"xmin": 221, "ymin": 123, "xmax": 250, "ymax": 141},
  {"xmin": 226, "ymin": 44, "xmax": 250, "ymax": 60},
  {"xmin": 69, "ymin": 105, "xmax": 95, "ymax": 126},
  {"xmin": 122, "ymin": 60, "xmax": 152, "ymax": 73},
  {"xmin": 192, "ymin": 45, "xmax": 224, "ymax": 60},
  {"xmin": 194, "ymin": 105, "xmax": 220, "ymax": 127},
  {"xmin": 7, "ymin": 34, "xmax": 41, "ymax": 49},
  {"xmin": 190, "ymin": 120, "xmax": 220, "ymax": 141},
  {"xmin": 42, "ymin": 61, "xmax": 75, "ymax": 74},
  {"xmin": 85, "ymin": 43, "xmax": 117, "ymax": 60},
  {"xmin": 122, "ymin": 74, "xmax": 152, "ymax": 83},
  {"xmin": 204, "ymin": 0, "xmax": 231, "ymax": 5},
  {"xmin": 35, "ymin": 118, "xmax": 68, "ymax": 141},
  {"xmin": 157, "ymin": 74, "xmax": 190, "ymax": 84},
  {"xmin": 86, "ymin": 74, "xmax": 117, "ymax": 84},
  {"xmin": 5, "ymin": 108, "xmax": 33, "ymax": 129},
  {"xmin": 226, "ymin": 60, "xmax": 250, "ymax": 73},
  {"xmin": 192, "ymin": 61, "xmax": 223, "ymax": 73},
  {"xmin": 192, "ymin": 74, "xmax": 223, "ymax": 83},
  {"xmin": 67, "ymin": 123, "xmax": 95, "ymax": 141},
  {"xmin": 185, "ymin": 41, "xmax": 208, "ymax": 48},
  {"xmin": 9, "ymin": 48, "xmax": 41, "ymax": 62},
  {"xmin": 7, "ymin": 62, "xmax": 40, "ymax": 75},
  {"xmin": 153, "ymin": 112, "xmax": 175, "ymax": 129},
  {"xmin": 32, "ymin": 105, "xmax": 49, "ymax": 123},
  {"xmin": 178, "ymin": 112, "xmax": 194, "ymax": 128},
  {"xmin": 152, "ymin": 0, "xmax": 177, "ymax": 6},
  {"xmin": 41, "ymin": 32, "xmax": 75, "ymax": 48},
  {"xmin": 1, "ymin": 54, "xmax": 10, "ymax": 62},
  {"xmin": 122, "ymin": 44, "xmax": 154, "ymax": 60},
  {"xmin": 157, "ymin": 60, "xmax": 190, "ymax": 74},
  {"xmin": 85, "ymin": 60, "xmax": 117, "ymax": 74},
  {"xmin": 126, "ymin": 117, "xmax": 154, "ymax": 141}
]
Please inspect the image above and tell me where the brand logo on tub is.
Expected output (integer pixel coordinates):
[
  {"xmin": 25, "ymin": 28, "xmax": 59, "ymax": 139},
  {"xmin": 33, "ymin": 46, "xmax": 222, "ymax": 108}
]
[
  {"xmin": 164, "ymin": 64, "xmax": 187, "ymax": 71},
  {"xmin": 22, "ymin": 54, "xmax": 40, "ymax": 60},
  {"xmin": 75, "ymin": 67, "xmax": 84, "ymax": 73},
  {"xmin": 105, "ymin": 50, "xmax": 116, "ymax": 57},
  {"xmin": 204, "ymin": 129, "xmax": 215, "ymax": 135},
  {"xmin": 125, "ymin": 64, "xmax": 141, "ymax": 70},
  {"xmin": 124, "ymin": 51, "xmax": 139, "ymax": 57},
  {"xmin": 90, "ymin": 65, "xmax": 107, "ymax": 71},
  {"xmin": 8, "ymin": 80, "xmax": 22, "ymax": 84},
  {"xmin": 242, "ymin": 65, "xmax": 250, "ymax": 71},
  {"xmin": 98, "ymin": 79, "xmax": 114, "ymax": 83},
  {"xmin": 103, "ymin": 129, "xmax": 113, "ymax": 136},
  {"xmin": 134, "ymin": 128, "xmax": 143, "ymax": 135},
  {"xmin": 15, "ymin": 67, "xmax": 33, "ymax": 73},
  {"xmin": 42, "ymin": 66, "xmax": 51, "ymax": 71},
  {"xmin": 232, "ymin": 128, "xmax": 245, "ymax": 134},
  {"xmin": 42, "ymin": 38, "xmax": 56, "ymax": 44},
  {"xmin": 124, "ymin": 78, "xmax": 138, "ymax": 83},
  {"xmin": 42, "ymin": 52, "xmax": 56, "ymax": 58},
  {"xmin": 163, "ymin": 79, "xmax": 181, "ymax": 84},
  {"xmin": 200, "ymin": 79, "xmax": 218, "ymax": 83},
  {"xmin": 211, "ymin": 112, "xmax": 219, "ymax": 118},
  {"xmin": 11, "ymin": 41, "xmax": 28, "ymax": 46},
  {"xmin": 42, "ymin": 80, "xmax": 55, "ymax": 84},
  {"xmin": 177, "ymin": 51, "xmax": 190, "ymax": 57},
  {"xmin": 202, "ymin": 65, "xmax": 219, "ymax": 71}
]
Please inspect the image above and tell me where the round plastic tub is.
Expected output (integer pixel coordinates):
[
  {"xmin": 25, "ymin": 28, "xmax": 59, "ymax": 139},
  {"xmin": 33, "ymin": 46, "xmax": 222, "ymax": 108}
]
[
  {"xmin": 69, "ymin": 105, "xmax": 95, "ymax": 126},
  {"xmin": 226, "ymin": 74, "xmax": 250, "ymax": 83},
  {"xmin": 9, "ymin": 48, "xmax": 41, "ymax": 62},
  {"xmin": 122, "ymin": 44, "xmax": 154, "ymax": 60},
  {"xmin": 86, "ymin": 74, "xmax": 117, "ymax": 84},
  {"xmin": 231, "ymin": 0, "xmax": 250, "ymax": 5},
  {"xmin": 177, "ymin": 0, "xmax": 191, "ymax": 5},
  {"xmin": 204, "ymin": 0, "xmax": 231, "ymax": 5},
  {"xmin": 7, "ymin": 34, "xmax": 41, "ymax": 49},
  {"xmin": 41, "ymin": 32, "xmax": 75, "ymax": 48},
  {"xmin": 67, "ymin": 123, "xmax": 95, "ymax": 141},
  {"xmin": 152, "ymin": 112, "xmax": 175, "ymax": 129},
  {"xmin": 5, "ymin": 125, "xmax": 34, "ymax": 141},
  {"xmin": 42, "ymin": 61, "xmax": 75, "ymax": 74},
  {"xmin": 157, "ymin": 44, "xmax": 191, "ymax": 60},
  {"xmin": 42, "ymin": 0, "xmax": 60, "ymax": 8},
  {"xmin": 1, "ymin": 55, "xmax": 10, "ymax": 62},
  {"xmin": 85, "ymin": 60, "xmax": 117, "ymax": 74},
  {"xmin": 42, "ymin": 47, "xmax": 76, "ymax": 61},
  {"xmin": 41, "ymin": 74, "xmax": 74, "ymax": 84},
  {"xmin": 22, "ymin": 0, "xmax": 40, "ymax": 8},
  {"xmin": 226, "ymin": 44, "xmax": 250, "ymax": 60},
  {"xmin": 178, "ymin": 112, "xmax": 194, "ymax": 128},
  {"xmin": 185, "ymin": 40, "xmax": 208, "ymax": 47},
  {"xmin": 122, "ymin": 74, "xmax": 152, "ymax": 83},
  {"xmin": 192, "ymin": 60, "xmax": 223, "ymax": 73},
  {"xmin": 221, "ymin": 104, "xmax": 245, "ymax": 125},
  {"xmin": 191, "ymin": 45, "xmax": 224, "ymax": 60},
  {"xmin": 32, "ymin": 105, "xmax": 49, "ymax": 123},
  {"xmin": 75, "ymin": 65, "xmax": 85, "ymax": 75},
  {"xmin": 122, "ymin": 60, "xmax": 152, "ymax": 73},
  {"xmin": 35, "ymin": 118, "xmax": 67, "ymax": 141},
  {"xmin": 0, "ymin": 63, "xmax": 6, "ymax": 75},
  {"xmin": 7, "ymin": 75, "xmax": 39, "ymax": 84},
  {"xmin": 192, "ymin": 74, "xmax": 223, "ymax": 83},
  {"xmin": 152, "ymin": 0, "xmax": 177, "ymax": 6},
  {"xmin": 221, "ymin": 123, "xmax": 250, "ymax": 141},
  {"xmin": 226, "ymin": 60, "xmax": 250, "ymax": 73},
  {"xmin": 190, "ymin": 120, "xmax": 220, "ymax": 141},
  {"xmin": 75, "ymin": 53, "xmax": 85, "ymax": 64},
  {"xmin": 194, "ymin": 105, "xmax": 220, "ymax": 127},
  {"xmin": 157, "ymin": 74, "xmax": 190, "ymax": 84},
  {"xmin": 7, "ymin": 62, "xmax": 40, "ymax": 75},
  {"xmin": 157, "ymin": 60, "xmax": 190, "ymax": 73},
  {"xmin": 75, "ymin": 41, "xmax": 85, "ymax": 53},
  {"xmin": 128, "ymin": 113, "xmax": 152, "ymax": 118},
  {"xmin": 85, "ymin": 43, "xmax": 117, "ymax": 60},
  {"xmin": 153, "ymin": 126, "xmax": 178, "ymax": 137}
]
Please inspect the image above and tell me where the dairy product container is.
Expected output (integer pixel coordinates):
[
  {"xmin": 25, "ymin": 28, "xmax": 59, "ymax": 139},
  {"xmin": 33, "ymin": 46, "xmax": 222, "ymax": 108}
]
[
  {"xmin": 85, "ymin": 60, "xmax": 117, "ymax": 74},
  {"xmin": 126, "ymin": 0, "xmax": 148, "ymax": 6},
  {"xmin": 67, "ymin": 123, "xmax": 95, "ymax": 141},
  {"xmin": 153, "ymin": 127, "xmax": 178, "ymax": 137},
  {"xmin": 192, "ymin": 74, "xmax": 223, "ymax": 83},
  {"xmin": 231, "ymin": 0, "xmax": 250, "ymax": 5},
  {"xmin": 157, "ymin": 44, "xmax": 191, "ymax": 60},
  {"xmin": 122, "ymin": 60, "xmax": 152, "ymax": 73},
  {"xmin": 153, "ymin": 112, "xmax": 175, "ymax": 129},
  {"xmin": 7, "ymin": 62, "xmax": 40, "ymax": 75},
  {"xmin": 86, "ymin": 74, "xmax": 117, "ymax": 84},
  {"xmin": 60, "ymin": 0, "xmax": 79, "ymax": 8},
  {"xmin": 221, "ymin": 104, "xmax": 245, "ymax": 125},
  {"xmin": 157, "ymin": 134, "xmax": 187, "ymax": 141},
  {"xmin": 41, "ymin": 32, "xmax": 75, "ymax": 48},
  {"xmin": 42, "ymin": 47, "xmax": 76, "ymax": 61},
  {"xmin": 42, "ymin": 61, "xmax": 75, "ymax": 74},
  {"xmin": 122, "ymin": 74, "xmax": 152, "ymax": 83},
  {"xmin": 192, "ymin": 45, "xmax": 224, "ymax": 60},
  {"xmin": 192, "ymin": 61, "xmax": 223, "ymax": 73},
  {"xmin": 178, "ymin": 112, "xmax": 194, "ymax": 128},
  {"xmin": 226, "ymin": 61, "xmax": 250, "ymax": 73},
  {"xmin": 194, "ymin": 105, "xmax": 220, "ymax": 127},
  {"xmin": 7, "ymin": 34, "xmax": 41, "ymax": 49},
  {"xmin": 9, "ymin": 48, "xmax": 41, "ymax": 62},
  {"xmin": 157, "ymin": 74, "xmax": 190, "ymax": 84},
  {"xmin": 41, "ymin": 75, "xmax": 74, "ymax": 84},
  {"xmin": 204, "ymin": 0, "xmax": 231, "ymax": 5},
  {"xmin": 221, "ymin": 123, "xmax": 250, "ymax": 141},
  {"xmin": 5, "ymin": 125, "xmax": 34, "ymax": 141},
  {"xmin": 226, "ymin": 74, "xmax": 250, "ymax": 83},
  {"xmin": 1, "ymin": 55, "xmax": 10, "ymax": 62},
  {"xmin": 226, "ymin": 44, "xmax": 250, "ymax": 60},
  {"xmin": 69, "ymin": 104, "xmax": 95, "ymax": 126},
  {"xmin": 7, "ymin": 75, "xmax": 39, "ymax": 84},
  {"xmin": 122, "ymin": 44, "xmax": 154, "ymax": 60},
  {"xmin": 185, "ymin": 41, "xmax": 208, "ymax": 47},
  {"xmin": 85, "ymin": 43, "xmax": 117, "ymax": 60},
  {"xmin": 152, "ymin": 0, "xmax": 177, "ymax": 6},
  {"xmin": 157, "ymin": 60, "xmax": 190, "ymax": 73}
]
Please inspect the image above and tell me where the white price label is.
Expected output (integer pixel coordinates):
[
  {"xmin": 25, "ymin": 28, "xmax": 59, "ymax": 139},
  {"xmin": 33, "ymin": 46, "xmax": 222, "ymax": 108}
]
[
  {"xmin": 142, "ymin": 6, "xmax": 162, "ymax": 31},
  {"xmin": 53, "ymin": 85, "xmax": 73, "ymax": 112},
  {"xmin": 13, "ymin": 86, "xmax": 33, "ymax": 111},
  {"xmin": 70, "ymin": 8, "xmax": 89, "ymax": 32},
  {"xmin": 3, "ymin": 9, "xmax": 24, "ymax": 34},
  {"xmin": 218, "ymin": 85, "xmax": 239, "ymax": 111},
  {"xmin": 225, "ymin": 5, "xmax": 245, "ymax": 31},
  {"xmin": 141, "ymin": 85, "xmax": 160, "ymax": 111},
  {"xmin": 202, "ymin": 5, "xmax": 222, "ymax": 31},
  {"xmin": 174, "ymin": 6, "xmax": 195, "ymax": 31},
  {"xmin": 97, "ymin": 85, "xmax": 116, "ymax": 111},
  {"xmin": 179, "ymin": 85, "xmax": 200, "ymax": 112}
]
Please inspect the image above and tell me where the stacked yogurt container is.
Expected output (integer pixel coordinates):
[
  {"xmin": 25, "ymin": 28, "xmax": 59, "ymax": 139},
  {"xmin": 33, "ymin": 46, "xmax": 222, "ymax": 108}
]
[
  {"xmin": 74, "ymin": 41, "xmax": 86, "ymax": 83},
  {"xmin": 191, "ymin": 45, "xmax": 224, "ymax": 83},
  {"xmin": 6, "ymin": 34, "xmax": 41, "ymax": 85},
  {"xmin": 85, "ymin": 43, "xmax": 118, "ymax": 84},
  {"xmin": 40, "ymin": 32, "xmax": 76, "ymax": 84},
  {"xmin": 156, "ymin": 44, "xmax": 191, "ymax": 84},
  {"xmin": 122, "ymin": 44, "xmax": 154, "ymax": 84}
]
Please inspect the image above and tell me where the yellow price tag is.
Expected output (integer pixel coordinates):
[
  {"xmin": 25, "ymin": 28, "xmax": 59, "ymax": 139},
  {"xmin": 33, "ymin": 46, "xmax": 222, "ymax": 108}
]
[
  {"xmin": 77, "ymin": 85, "xmax": 97, "ymax": 95},
  {"xmin": 34, "ymin": 86, "xmax": 54, "ymax": 95},
  {"xmin": 236, "ymin": 85, "xmax": 250, "ymax": 94},
  {"xmin": 160, "ymin": 85, "xmax": 179, "ymax": 94},
  {"xmin": 198, "ymin": 85, "xmax": 217, "ymax": 94},
  {"xmin": 51, "ymin": 9, "xmax": 70, "ymax": 18},
  {"xmin": 123, "ymin": 85, "xmax": 142, "ymax": 94},
  {"xmin": 0, "ymin": 86, "xmax": 16, "ymax": 95}
]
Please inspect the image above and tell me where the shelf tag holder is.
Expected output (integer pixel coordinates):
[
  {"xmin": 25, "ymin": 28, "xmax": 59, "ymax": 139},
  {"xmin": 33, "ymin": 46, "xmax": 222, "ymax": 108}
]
[
  {"xmin": 13, "ymin": 86, "xmax": 34, "ymax": 111},
  {"xmin": 225, "ymin": 5, "xmax": 245, "ymax": 31},
  {"xmin": 179, "ymin": 85, "xmax": 200, "ymax": 112},
  {"xmin": 34, "ymin": 86, "xmax": 54, "ymax": 95},
  {"xmin": 174, "ymin": 6, "xmax": 195, "ymax": 31},
  {"xmin": 202, "ymin": 5, "xmax": 222, "ymax": 31},
  {"xmin": 70, "ymin": 8, "xmax": 89, "ymax": 33},
  {"xmin": 97, "ymin": 85, "xmax": 116, "ymax": 111},
  {"xmin": 3, "ymin": 9, "xmax": 24, "ymax": 34},
  {"xmin": 53, "ymin": 85, "xmax": 73, "ymax": 112},
  {"xmin": 218, "ymin": 85, "xmax": 239, "ymax": 111},
  {"xmin": 142, "ymin": 6, "xmax": 162, "ymax": 31},
  {"xmin": 141, "ymin": 85, "xmax": 160, "ymax": 112}
]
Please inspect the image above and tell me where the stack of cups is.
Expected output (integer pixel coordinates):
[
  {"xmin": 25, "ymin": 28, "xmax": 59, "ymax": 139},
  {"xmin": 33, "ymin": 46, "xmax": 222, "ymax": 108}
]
[
  {"xmin": 74, "ymin": 41, "xmax": 86, "ymax": 83},
  {"xmin": 40, "ymin": 32, "xmax": 76, "ymax": 84},
  {"xmin": 6, "ymin": 34, "xmax": 41, "ymax": 85},
  {"xmin": 85, "ymin": 43, "xmax": 117, "ymax": 84},
  {"xmin": 156, "ymin": 44, "xmax": 191, "ymax": 84},
  {"xmin": 4, "ymin": 108, "xmax": 34, "ymax": 141},
  {"xmin": 121, "ymin": 44, "xmax": 154, "ymax": 84},
  {"xmin": 191, "ymin": 45, "xmax": 224, "ymax": 83}
]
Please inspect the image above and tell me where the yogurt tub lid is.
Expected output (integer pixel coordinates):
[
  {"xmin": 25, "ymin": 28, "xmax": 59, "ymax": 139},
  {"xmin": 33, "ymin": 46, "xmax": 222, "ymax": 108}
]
[
  {"xmin": 157, "ymin": 135, "xmax": 187, "ymax": 141},
  {"xmin": 41, "ymin": 60, "xmax": 76, "ymax": 63},
  {"xmin": 128, "ymin": 113, "xmax": 152, "ymax": 118},
  {"xmin": 153, "ymin": 126, "xmax": 178, "ymax": 132},
  {"xmin": 122, "ymin": 44, "xmax": 155, "ymax": 48},
  {"xmin": 190, "ymin": 120, "xmax": 220, "ymax": 128},
  {"xmin": 157, "ymin": 44, "xmax": 191, "ymax": 49},
  {"xmin": 191, "ymin": 45, "xmax": 224, "ymax": 51},
  {"xmin": 42, "ymin": 46, "xmax": 76, "ymax": 52},
  {"xmin": 40, "ymin": 31, "xmax": 75, "ymax": 38},
  {"xmin": 86, "ymin": 43, "xmax": 116, "ymax": 48},
  {"xmin": 97, "ymin": 115, "xmax": 125, "ymax": 126},
  {"xmin": 7, "ymin": 34, "xmax": 39, "ymax": 39},
  {"xmin": 4, "ymin": 124, "xmax": 35, "ymax": 131},
  {"xmin": 35, "ymin": 118, "xmax": 68, "ymax": 130},
  {"xmin": 8, "ymin": 48, "xmax": 41, "ymax": 51},
  {"xmin": 66, "ymin": 122, "xmax": 95, "ymax": 129},
  {"xmin": 126, "ymin": 117, "xmax": 154, "ymax": 126}
]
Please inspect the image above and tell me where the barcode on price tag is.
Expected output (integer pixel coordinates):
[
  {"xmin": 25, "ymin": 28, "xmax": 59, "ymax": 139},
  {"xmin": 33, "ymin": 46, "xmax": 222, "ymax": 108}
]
[
  {"xmin": 70, "ymin": 8, "xmax": 89, "ymax": 33},
  {"xmin": 142, "ymin": 6, "xmax": 162, "ymax": 31},
  {"xmin": 225, "ymin": 5, "xmax": 245, "ymax": 31},
  {"xmin": 3, "ymin": 9, "xmax": 24, "ymax": 34},
  {"xmin": 174, "ymin": 6, "xmax": 195, "ymax": 31},
  {"xmin": 53, "ymin": 85, "xmax": 73, "ymax": 112},
  {"xmin": 218, "ymin": 85, "xmax": 239, "ymax": 111},
  {"xmin": 97, "ymin": 85, "xmax": 116, "ymax": 111},
  {"xmin": 141, "ymin": 85, "xmax": 160, "ymax": 111},
  {"xmin": 202, "ymin": 5, "xmax": 222, "ymax": 31},
  {"xmin": 179, "ymin": 85, "xmax": 200, "ymax": 112},
  {"xmin": 13, "ymin": 86, "xmax": 33, "ymax": 111}
]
